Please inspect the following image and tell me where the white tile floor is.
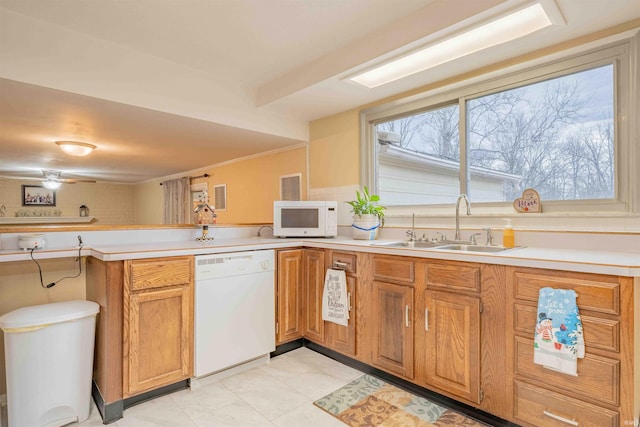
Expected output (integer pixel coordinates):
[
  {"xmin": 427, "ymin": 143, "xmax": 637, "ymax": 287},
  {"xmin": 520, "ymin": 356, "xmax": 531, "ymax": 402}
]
[{"xmin": 76, "ymin": 347, "xmax": 361, "ymax": 427}]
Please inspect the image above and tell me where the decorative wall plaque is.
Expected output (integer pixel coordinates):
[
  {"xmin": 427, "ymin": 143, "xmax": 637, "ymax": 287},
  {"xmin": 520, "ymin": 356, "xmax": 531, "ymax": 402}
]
[{"xmin": 513, "ymin": 188, "xmax": 541, "ymax": 213}]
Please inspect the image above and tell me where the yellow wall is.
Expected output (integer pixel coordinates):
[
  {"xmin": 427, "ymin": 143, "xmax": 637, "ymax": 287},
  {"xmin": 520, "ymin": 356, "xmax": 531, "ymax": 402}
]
[
  {"xmin": 134, "ymin": 180, "xmax": 164, "ymax": 224},
  {"xmin": 0, "ymin": 178, "xmax": 135, "ymax": 224},
  {"xmin": 309, "ymin": 110, "xmax": 361, "ymax": 189},
  {"xmin": 0, "ymin": 258, "xmax": 86, "ymax": 395},
  {"xmin": 207, "ymin": 147, "xmax": 307, "ymax": 223}
]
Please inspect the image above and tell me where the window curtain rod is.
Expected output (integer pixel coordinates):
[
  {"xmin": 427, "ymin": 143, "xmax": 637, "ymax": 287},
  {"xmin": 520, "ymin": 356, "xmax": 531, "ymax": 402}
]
[{"xmin": 160, "ymin": 173, "xmax": 210, "ymax": 185}]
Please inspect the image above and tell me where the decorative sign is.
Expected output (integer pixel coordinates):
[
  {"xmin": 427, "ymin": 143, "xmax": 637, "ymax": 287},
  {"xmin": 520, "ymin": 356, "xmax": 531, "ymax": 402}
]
[{"xmin": 513, "ymin": 188, "xmax": 541, "ymax": 213}]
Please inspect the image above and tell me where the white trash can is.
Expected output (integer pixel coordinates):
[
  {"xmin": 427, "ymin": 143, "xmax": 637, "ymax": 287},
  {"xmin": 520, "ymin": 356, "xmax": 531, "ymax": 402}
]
[{"xmin": 0, "ymin": 300, "xmax": 99, "ymax": 427}]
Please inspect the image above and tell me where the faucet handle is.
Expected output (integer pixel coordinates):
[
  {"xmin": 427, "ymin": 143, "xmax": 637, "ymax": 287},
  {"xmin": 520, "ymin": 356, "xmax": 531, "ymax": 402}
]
[
  {"xmin": 436, "ymin": 231, "xmax": 446, "ymax": 242},
  {"xmin": 483, "ymin": 227, "xmax": 494, "ymax": 246},
  {"xmin": 469, "ymin": 232, "xmax": 482, "ymax": 245}
]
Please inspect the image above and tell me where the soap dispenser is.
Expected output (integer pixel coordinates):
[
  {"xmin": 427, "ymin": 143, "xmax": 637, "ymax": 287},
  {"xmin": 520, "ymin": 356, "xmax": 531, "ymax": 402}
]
[{"xmin": 503, "ymin": 219, "xmax": 515, "ymax": 248}]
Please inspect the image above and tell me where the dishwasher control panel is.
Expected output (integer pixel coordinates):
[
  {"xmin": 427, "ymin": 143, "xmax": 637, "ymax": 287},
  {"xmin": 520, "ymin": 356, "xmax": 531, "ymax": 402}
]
[{"xmin": 195, "ymin": 250, "xmax": 274, "ymax": 280}]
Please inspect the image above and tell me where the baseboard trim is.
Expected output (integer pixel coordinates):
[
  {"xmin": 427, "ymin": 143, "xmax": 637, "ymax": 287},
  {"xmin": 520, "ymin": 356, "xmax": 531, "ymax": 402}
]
[
  {"xmin": 92, "ymin": 381, "xmax": 123, "ymax": 424},
  {"xmin": 270, "ymin": 338, "xmax": 304, "ymax": 357},
  {"xmin": 302, "ymin": 341, "xmax": 518, "ymax": 427},
  {"xmin": 123, "ymin": 380, "xmax": 189, "ymax": 410}
]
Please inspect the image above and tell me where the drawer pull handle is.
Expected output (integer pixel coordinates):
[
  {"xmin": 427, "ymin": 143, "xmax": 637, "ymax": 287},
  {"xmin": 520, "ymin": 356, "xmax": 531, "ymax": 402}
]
[
  {"xmin": 333, "ymin": 261, "xmax": 348, "ymax": 270},
  {"xmin": 543, "ymin": 410, "xmax": 578, "ymax": 426},
  {"xmin": 348, "ymin": 292, "xmax": 352, "ymax": 312},
  {"xmin": 405, "ymin": 305, "xmax": 410, "ymax": 327},
  {"xmin": 425, "ymin": 308, "xmax": 429, "ymax": 331}
]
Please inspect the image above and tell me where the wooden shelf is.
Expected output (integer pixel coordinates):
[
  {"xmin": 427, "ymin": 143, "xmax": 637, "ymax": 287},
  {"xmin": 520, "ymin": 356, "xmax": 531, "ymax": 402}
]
[{"xmin": 0, "ymin": 216, "xmax": 95, "ymax": 225}]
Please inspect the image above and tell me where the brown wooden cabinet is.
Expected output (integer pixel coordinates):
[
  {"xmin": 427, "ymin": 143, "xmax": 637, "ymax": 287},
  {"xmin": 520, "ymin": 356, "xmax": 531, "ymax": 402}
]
[
  {"xmin": 324, "ymin": 251, "xmax": 358, "ymax": 356},
  {"xmin": 416, "ymin": 260, "xmax": 481, "ymax": 404},
  {"xmin": 302, "ymin": 249, "xmax": 325, "ymax": 343},
  {"xmin": 505, "ymin": 267, "xmax": 634, "ymax": 427},
  {"xmin": 368, "ymin": 255, "xmax": 415, "ymax": 379},
  {"xmin": 122, "ymin": 256, "xmax": 193, "ymax": 398},
  {"xmin": 276, "ymin": 249, "xmax": 303, "ymax": 344}
]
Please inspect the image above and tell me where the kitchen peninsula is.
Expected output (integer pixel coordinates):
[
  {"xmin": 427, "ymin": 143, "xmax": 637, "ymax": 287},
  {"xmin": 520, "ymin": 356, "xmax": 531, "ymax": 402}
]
[{"xmin": 0, "ymin": 226, "xmax": 638, "ymax": 426}]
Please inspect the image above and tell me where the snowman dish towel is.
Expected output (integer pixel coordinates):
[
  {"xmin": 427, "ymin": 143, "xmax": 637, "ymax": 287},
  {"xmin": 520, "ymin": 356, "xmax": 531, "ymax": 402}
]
[
  {"xmin": 533, "ymin": 287, "xmax": 585, "ymax": 376},
  {"xmin": 322, "ymin": 268, "xmax": 349, "ymax": 326}
]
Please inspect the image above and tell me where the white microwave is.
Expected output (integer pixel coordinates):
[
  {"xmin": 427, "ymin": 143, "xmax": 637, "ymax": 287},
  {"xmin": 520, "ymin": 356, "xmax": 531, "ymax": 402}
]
[{"xmin": 273, "ymin": 201, "xmax": 338, "ymax": 237}]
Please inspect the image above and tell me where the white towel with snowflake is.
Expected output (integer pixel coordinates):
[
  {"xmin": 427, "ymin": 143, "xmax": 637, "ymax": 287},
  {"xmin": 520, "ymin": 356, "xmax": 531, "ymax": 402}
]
[
  {"xmin": 533, "ymin": 287, "xmax": 585, "ymax": 376},
  {"xmin": 322, "ymin": 269, "xmax": 349, "ymax": 326}
]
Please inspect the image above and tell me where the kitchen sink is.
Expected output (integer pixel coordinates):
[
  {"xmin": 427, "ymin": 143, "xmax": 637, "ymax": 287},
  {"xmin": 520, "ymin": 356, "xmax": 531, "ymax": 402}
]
[
  {"xmin": 373, "ymin": 241, "xmax": 523, "ymax": 253},
  {"xmin": 373, "ymin": 241, "xmax": 444, "ymax": 248},
  {"xmin": 435, "ymin": 244, "xmax": 519, "ymax": 253}
]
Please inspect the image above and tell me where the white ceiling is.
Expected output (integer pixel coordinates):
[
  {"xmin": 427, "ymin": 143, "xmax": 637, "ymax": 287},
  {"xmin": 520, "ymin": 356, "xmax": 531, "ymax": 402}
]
[{"xmin": 1, "ymin": 0, "xmax": 639, "ymax": 184}]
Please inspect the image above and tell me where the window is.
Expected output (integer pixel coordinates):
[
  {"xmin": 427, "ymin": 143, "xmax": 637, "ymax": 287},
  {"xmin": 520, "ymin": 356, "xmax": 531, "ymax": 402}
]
[
  {"xmin": 467, "ymin": 65, "xmax": 614, "ymax": 203},
  {"xmin": 363, "ymin": 40, "xmax": 634, "ymax": 214}
]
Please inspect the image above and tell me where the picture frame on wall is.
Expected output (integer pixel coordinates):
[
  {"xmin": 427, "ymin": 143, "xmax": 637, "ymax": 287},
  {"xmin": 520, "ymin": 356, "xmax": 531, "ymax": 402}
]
[{"xmin": 22, "ymin": 185, "xmax": 56, "ymax": 206}]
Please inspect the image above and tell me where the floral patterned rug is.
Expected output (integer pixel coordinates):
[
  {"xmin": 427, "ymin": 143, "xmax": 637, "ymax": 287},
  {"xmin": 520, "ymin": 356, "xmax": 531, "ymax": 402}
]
[{"xmin": 314, "ymin": 374, "xmax": 489, "ymax": 426}]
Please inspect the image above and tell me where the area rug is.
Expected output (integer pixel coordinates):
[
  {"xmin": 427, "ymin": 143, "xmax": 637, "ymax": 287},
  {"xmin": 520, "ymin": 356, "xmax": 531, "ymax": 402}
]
[{"xmin": 314, "ymin": 374, "xmax": 488, "ymax": 426}]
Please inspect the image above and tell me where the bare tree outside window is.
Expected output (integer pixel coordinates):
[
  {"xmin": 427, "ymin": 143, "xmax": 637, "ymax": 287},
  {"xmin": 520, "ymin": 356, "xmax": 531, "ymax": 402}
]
[
  {"xmin": 467, "ymin": 64, "xmax": 614, "ymax": 201},
  {"xmin": 375, "ymin": 64, "xmax": 614, "ymax": 205}
]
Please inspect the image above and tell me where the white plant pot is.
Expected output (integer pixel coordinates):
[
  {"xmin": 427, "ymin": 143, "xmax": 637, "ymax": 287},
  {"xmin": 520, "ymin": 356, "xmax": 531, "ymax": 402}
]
[{"xmin": 352, "ymin": 214, "xmax": 381, "ymax": 240}]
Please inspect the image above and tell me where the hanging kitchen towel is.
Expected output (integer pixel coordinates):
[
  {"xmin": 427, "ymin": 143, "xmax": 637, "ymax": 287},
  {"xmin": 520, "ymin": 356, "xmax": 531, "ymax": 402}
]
[
  {"xmin": 533, "ymin": 287, "xmax": 585, "ymax": 376},
  {"xmin": 322, "ymin": 268, "xmax": 349, "ymax": 327}
]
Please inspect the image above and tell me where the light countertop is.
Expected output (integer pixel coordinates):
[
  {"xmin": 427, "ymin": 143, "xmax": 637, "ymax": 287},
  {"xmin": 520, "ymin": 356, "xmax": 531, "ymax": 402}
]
[{"xmin": 1, "ymin": 236, "xmax": 638, "ymax": 277}]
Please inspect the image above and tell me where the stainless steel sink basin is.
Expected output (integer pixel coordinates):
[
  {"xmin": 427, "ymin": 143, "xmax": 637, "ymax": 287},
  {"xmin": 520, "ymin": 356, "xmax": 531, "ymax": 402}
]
[
  {"xmin": 435, "ymin": 244, "xmax": 518, "ymax": 253},
  {"xmin": 373, "ymin": 241, "xmax": 444, "ymax": 248}
]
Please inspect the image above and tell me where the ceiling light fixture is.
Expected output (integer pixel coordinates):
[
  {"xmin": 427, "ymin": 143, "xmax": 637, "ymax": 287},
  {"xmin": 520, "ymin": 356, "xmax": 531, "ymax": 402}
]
[
  {"xmin": 42, "ymin": 179, "xmax": 62, "ymax": 190},
  {"xmin": 349, "ymin": 1, "xmax": 564, "ymax": 88},
  {"xmin": 42, "ymin": 170, "xmax": 63, "ymax": 190},
  {"xmin": 55, "ymin": 141, "xmax": 97, "ymax": 156}
]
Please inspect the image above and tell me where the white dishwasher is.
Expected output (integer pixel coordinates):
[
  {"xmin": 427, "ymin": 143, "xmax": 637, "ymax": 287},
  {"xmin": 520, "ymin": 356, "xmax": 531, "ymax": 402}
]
[{"xmin": 194, "ymin": 250, "xmax": 275, "ymax": 378}]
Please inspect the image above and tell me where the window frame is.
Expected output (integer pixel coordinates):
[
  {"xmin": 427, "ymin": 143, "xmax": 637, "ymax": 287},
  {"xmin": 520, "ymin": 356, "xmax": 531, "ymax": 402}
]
[{"xmin": 360, "ymin": 37, "xmax": 637, "ymax": 216}]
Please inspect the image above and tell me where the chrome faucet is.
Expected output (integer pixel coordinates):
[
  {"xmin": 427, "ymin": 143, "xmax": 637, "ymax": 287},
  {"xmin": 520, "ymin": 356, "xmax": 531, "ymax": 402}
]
[
  {"xmin": 483, "ymin": 227, "xmax": 495, "ymax": 246},
  {"xmin": 257, "ymin": 225, "xmax": 273, "ymax": 237},
  {"xmin": 406, "ymin": 212, "xmax": 417, "ymax": 242},
  {"xmin": 455, "ymin": 194, "xmax": 471, "ymax": 241},
  {"xmin": 469, "ymin": 232, "xmax": 482, "ymax": 245}
]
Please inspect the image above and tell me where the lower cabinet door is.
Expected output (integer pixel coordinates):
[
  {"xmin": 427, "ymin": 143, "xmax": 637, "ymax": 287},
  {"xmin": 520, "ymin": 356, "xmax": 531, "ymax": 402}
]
[
  {"xmin": 422, "ymin": 290, "xmax": 481, "ymax": 403},
  {"xmin": 302, "ymin": 249, "xmax": 325, "ymax": 343},
  {"xmin": 372, "ymin": 281, "xmax": 414, "ymax": 379},
  {"xmin": 277, "ymin": 249, "xmax": 303, "ymax": 344},
  {"xmin": 327, "ymin": 275, "xmax": 357, "ymax": 356},
  {"xmin": 124, "ymin": 286, "xmax": 192, "ymax": 397}
]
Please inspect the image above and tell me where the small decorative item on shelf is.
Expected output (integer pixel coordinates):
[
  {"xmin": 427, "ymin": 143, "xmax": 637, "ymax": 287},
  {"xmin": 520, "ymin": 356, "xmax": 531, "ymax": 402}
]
[
  {"xmin": 513, "ymin": 188, "xmax": 541, "ymax": 213},
  {"xmin": 346, "ymin": 186, "xmax": 386, "ymax": 240},
  {"xmin": 79, "ymin": 205, "xmax": 89, "ymax": 217},
  {"xmin": 193, "ymin": 189, "xmax": 217, "ymax": 243}
]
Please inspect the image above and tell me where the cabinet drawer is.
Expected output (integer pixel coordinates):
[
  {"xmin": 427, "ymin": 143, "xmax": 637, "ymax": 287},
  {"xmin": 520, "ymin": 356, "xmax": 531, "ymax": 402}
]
[
  {"xmin": 127, "ymin": 256, "xmax": 192, "ymax": 291},
  {"xmin": 331, "ymin": 252, "xmax": 356, "ymax": 274},
  {"xmin": 514, "ymin": 380, "xmax": 618, "ymax": 427},
  {"xmin": 514, "ymin": 335, "xmax": 619, "ymax": 406},
  {"xmin": 425, "ymin": 261, "xmax": 480, "ymax": 293},
  {"xmin": 373, "ymin": 256, "xmax": 414, "ymax": 285},
  {"xmin": 514, "ymin": 303, "xmax": 620, "ymax": 353},
  {"xmin": 512, "ymin": 269, "xmax": 620, "ymax": 315}
]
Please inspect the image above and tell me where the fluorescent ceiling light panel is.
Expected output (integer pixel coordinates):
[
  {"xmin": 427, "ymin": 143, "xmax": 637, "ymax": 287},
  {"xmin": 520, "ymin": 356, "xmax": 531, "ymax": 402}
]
[{"xmin": 350, "ymin": 2, "xmax": 562, "ymax": 88}]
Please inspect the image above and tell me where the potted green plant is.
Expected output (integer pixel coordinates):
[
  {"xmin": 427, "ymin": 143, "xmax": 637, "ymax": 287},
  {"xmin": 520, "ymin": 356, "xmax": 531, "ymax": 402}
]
[{"xmin": 346, "ymin": 186, "xmax": 385, "ymax": 240}]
